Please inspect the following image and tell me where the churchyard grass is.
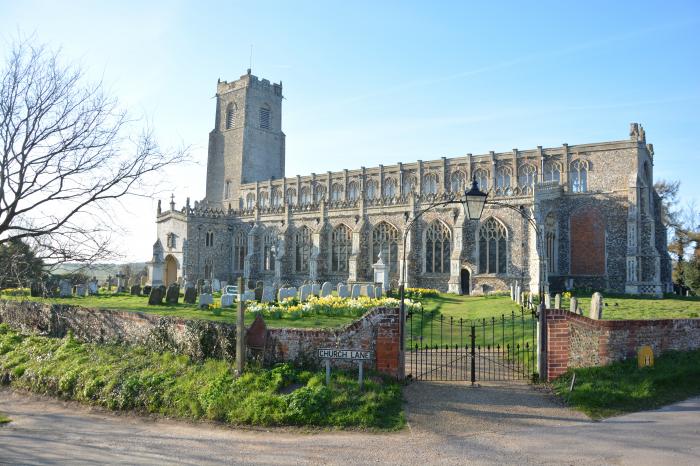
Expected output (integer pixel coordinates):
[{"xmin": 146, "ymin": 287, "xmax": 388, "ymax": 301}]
[
  {"xmin": 561, "ymin": 293, "xmax": 700, "ymax": 319},
  {"xmin": 551, "ymin": 348, "xmax": 700, "ymax": 419},
  {"xmin": 0, "ymin": 413, "xmax": 10, "ymax": 424},
  {"xmin": 0, "ymin": 323, "xmax": 404, "ymax": 429}
]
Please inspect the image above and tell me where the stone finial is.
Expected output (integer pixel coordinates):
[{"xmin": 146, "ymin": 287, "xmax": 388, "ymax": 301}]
[
  {"xmin": 170, "ymin": 194, "xmax": 176, "ymax": 211},
  {"xmin": 589, "ymin": 292, "xmax": 603, "ymax": 320},
  {"xmin": 157, "ymin": 199, "xmax": 162, "ymax": 215}
]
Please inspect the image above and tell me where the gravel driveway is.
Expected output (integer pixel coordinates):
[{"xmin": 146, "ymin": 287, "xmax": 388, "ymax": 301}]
[{"xmin": 1, "ymin": 382, "xmax": 698, "ymax": 465}]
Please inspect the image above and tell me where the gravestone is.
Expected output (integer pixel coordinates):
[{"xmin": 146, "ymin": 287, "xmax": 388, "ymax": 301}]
[
  {"xmin": 299, "ymin": 284, "xmax": 311, "ymax": 302},
  {"xmin": 165, "ymin": 284, "xmax": 180, "ymax": 305},
  {"xmin": 375, "ymin": 285, "xmax": 383, "ymax": 298},
  {"xmin": 510, "ymin": 284, "xmax": 514, "ymax": 301},
  {"xmin": 320, "ymin": 282, "xmax": 333, "ymax": 297},
  {"xmin": 225, "ymin": 285, "xmax": 238, "ymax": 295},
  {"xmin": 241, "ymin": 290, "xmax": 256, "ymax": 301},
  {"xmin": 544, "ymin": 293, "xmax": 551, "ymax": 309},
  {"xmin": 589, "ymin": 292, "xmax": 603, "ymax": 320},
  {"xmin": 143, "ymin": 285, "xmax": 152, "ymax": 296},
  {"xmin": 202, "ymin": 280, "xmax": 213, "ymax": 294},
  {"xmin": 554, "ymin": 293, "xmax": 561, "ymax": 310},
  {"xmin": 365, "ymin": 285, "xmax": 375, "ymax": 298},
  {"xmin": 74, "ymin": 284, "xmax": 87, "ymax": 297},
  {"xmin": 88, "ymin": 279, "xmax": 99, "ymax": 295},
  {"xmin": 30, "ymin": 281, "xmax": 43, "ymax": 297},
  {"xmin": 338, "ymin": 284, "xmax": 350, "ymax": 298},
  {"xmin": 199, "ymin": 293, "xmax": 213, "ymax": 308},
  {"xmin": 520, "ymin": 291, "xmax": 526, "ymax": 306},
  {"xmin": 221, "ymin": 293, "xmax": 235, "ymax": 307},
  {"xmin": 570, "ymin": 296, "xmax": 579, "ymax": 315},
  {"xmin": 59, "ymin": 280, "xmax": 72, "ymax": 298},
  {"xmin": 184, "ymin": 287, "xmax": 197, "ymax": 304},
  {"xmin": 351, "ymin": 284, "xmax": 361, "ymax": 299},
  {"xmin": 212, "ymin": 279, "xmax": 221, "ymax": 293},
  {"xmin": 261, "ymin": 286, "xmax": 275, "ymax": 303},
  {"xmin": 220, "ymin": 281, "xmax": 228, "ymax": 292},
  {"xmin": 311, "ymin": 283, "xmax": 320, "ymax": 296},
  {"xmin": 255, "ymin": 281, "xmax": 264, "ymax": 302},
  {"xmin": 130, "ymin": 284, "xmax": 142, "ymax": 296},
  {"xmin": 148, "ymin": 286, "xmax": 164, "ymax": 305}
]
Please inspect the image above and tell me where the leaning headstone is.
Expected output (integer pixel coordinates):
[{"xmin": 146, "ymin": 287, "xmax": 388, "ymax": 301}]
[
  {"xmin": 338, "ymin": 284, "xmax": 350, "ymax": 298},
  {"xmin": 148, "ymin": 286, "xmax": 164, "ymax": 305},
  {"xmin": 570, "ymin": 296, "xmax": 579, "ymax": 315},
  {"xmin": 299, "ymin": 284, "xmax": 311, "ymax": 302},
  {"xmin": 199, "ymin": 293, "xmax": 213, "ymax": 308},
  {"xmin": 165, "ymin": 284, "xmax": 180, "ymax": 305},
  {"xmin": 130, "ymin": 284, "xmax": 141, "ymax": 296},
  {"xmin": 221, "ymin": 293, "xmax": 235, "ymax": 307},
  {"xmin": 351, "ymin": 284, "xmax": 361, "ymax": 299},
  {"xmin": 58, "ymin": 279, "xmax": 72, "ymax": 298},
  {"xmin": 544, "ymin": 293, "xmax": 551, "ymax": 309},
  {"xmin": 184, "ymin": 287, "xmax": 197, "ymax": 304},
  {"xmin": 320, "ymin": 282, "xmax": 333, "ymax": 297},
  {"xmin": 261, "ymin": 286, "xmax": 275, "ymax": 303},
  {"xmin": 554, "ymin": 293, "xmax": 561, "ymax": 310},
  {"xmin": 375, "ymin": 285, "xmax": 383, "ymax": 298},
  {"xmin": 589, "ymin": 292, "xmax": 603, "ymax": 320},
  {"xmin": 212, "ymin": 279, "xmax": 221, "ymax": 292},
  {"xmin": 365, "ymin": 285, "xmax": 375, "ymax": 298},
  {"xmin": 311, "ymin": 283, "xmax": 321, "ymax": 296}
]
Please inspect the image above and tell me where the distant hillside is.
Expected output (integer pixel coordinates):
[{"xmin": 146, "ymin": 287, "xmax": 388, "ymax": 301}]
[{"xmin": 51, "ymin": 263, "xmax": 147, "ymax": 281}]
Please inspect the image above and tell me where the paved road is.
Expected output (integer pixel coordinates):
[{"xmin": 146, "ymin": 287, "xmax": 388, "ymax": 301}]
[{"xmin": 1, "ymin": 383, "xmax": 699, "ymax": 465}]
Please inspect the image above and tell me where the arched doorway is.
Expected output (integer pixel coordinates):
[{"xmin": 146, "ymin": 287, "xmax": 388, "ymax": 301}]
[
  {"xmin": 165, "ymin": 255, "xmax": 178, "ymax": 285},
  {"xmin": 460, "ymin": 268, "xmax": 470, "ymax": 295}
]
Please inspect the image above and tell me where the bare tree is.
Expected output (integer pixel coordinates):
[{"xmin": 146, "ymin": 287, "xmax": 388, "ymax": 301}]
[{"xmin": 0, "ymin": 37, "xmax": 187, "ymax": 265}]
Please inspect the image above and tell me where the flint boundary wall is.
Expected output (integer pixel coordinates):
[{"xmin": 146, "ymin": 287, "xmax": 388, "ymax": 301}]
[
  {"xmin": 0, "ymin": 300, "xmax": 402, "ymax": 378},
  {"xmin": 545, "ymin": 308, "xmax": 700, "ymax": 381}
]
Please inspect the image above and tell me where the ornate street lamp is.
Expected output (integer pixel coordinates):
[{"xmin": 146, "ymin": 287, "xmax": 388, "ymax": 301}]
[{"xmin": 462, "ymin": 179, "xmax": 488, "ymax": 221}]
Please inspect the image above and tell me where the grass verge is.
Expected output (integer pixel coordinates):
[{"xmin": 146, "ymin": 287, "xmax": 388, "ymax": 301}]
[
  {"xmin": 0, "ymin": 324, "xmax": 404, "ymax": 430},
  {"xmin": 551, "ymin": 349, "xmax": 700, "ymax": 419}
]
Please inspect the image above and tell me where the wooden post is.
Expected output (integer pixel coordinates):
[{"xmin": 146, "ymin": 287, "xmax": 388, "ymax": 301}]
[
  {"xmin": 358, "ymin": 360, "xmax": 364, "ymax": 391},
  {"xmin": 235, "ymin": 276, "xmax": 246, "ymax": 376},
  {"xmin": 325, "ymin": 359, "xmax": 331, "ymax": 386}
]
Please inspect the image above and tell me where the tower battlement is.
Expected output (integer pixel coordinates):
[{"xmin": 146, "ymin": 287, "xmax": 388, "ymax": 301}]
[{"xmin": 216, "ymin": 70, "xmax": 283, "ymax": 97}]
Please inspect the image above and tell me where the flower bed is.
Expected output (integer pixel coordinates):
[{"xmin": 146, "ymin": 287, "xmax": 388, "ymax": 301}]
[
  {"xmin": 246, "ymin": 295, "xmax": 420, "ymax": 321},
  {"xmin": 387, "ymin": 287, "xmax": 440, "ymax": 300}
]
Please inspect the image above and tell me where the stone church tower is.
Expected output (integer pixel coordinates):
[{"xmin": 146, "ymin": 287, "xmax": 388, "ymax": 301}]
[{"xmin": 204, "ymin": 69, "xmax": 285, "ymax": 208}]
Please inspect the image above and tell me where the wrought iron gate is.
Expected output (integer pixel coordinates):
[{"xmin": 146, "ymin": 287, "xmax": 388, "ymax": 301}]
[{"xmin": 405, "ymin": 306, "xmax": 537, "ymax": 382}]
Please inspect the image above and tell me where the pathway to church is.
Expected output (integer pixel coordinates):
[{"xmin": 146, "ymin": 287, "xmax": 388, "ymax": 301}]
[{"xmin": 2, "ymin": 385, "xmax": 698, "ymax": 465}]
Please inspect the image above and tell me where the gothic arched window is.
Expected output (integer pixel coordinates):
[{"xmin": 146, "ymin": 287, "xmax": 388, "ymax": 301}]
[
  {"xmin": 347, "ymin": 181, "xmax": 359, "ymax": 201},
  {"xmin": 271, "ymin": 188, "xmax": 281, "ymax": 207},
  {"xmin": 365, "ymin": 179, "xmax": 378, "ymax": 199},
  {"xmin": 205, "ymin": 231, "xmax": 214, "ymax": 248},
  {"xmin": 330, "ymin": 183, "xmax": 343, "ymax": 202},
  {"xmin": 295, "ymin": 226, "xmax": 311, "ymax": 272},
  {"xmin": 331, "ymin": 224, "xmax": 352, "ymax": 272},
  {"xmin": 259, "ymin": 104, "xmax": 271, "ymax": 130},
  {"xmin": 451, "ymin": 170, "xmax": 466, "ymax": 193},
  {"xmin": 259, "ymin": 191, "xmax": 269, "ymax": 208},
  {"xmin": 224, "ymin": 180, "xmax": 231, "ymax": 199},
  {"xmin": 474, "ymin": 168, "xmax": 489, "ymax": 192},
  {"xmin": 543, "ymin": 160, "xmax": 562, "ymax": 184},
  {"xmin": 262, "ymin": 230, "xmax": 276, "ymax": 272},
  {"xmin": 300, "ymin": 187, "xmax": 312, "ymax": 206},
  {"xmin": 425, "ymin": 220, "xmax": 451, "ymax": 273},
  {"xmin": 570, "ymin": 159, "xmax": 588, "ymax": 193},
  {"xmin": 518, "ymin": 164, "xmax": 537, "ymax": 194},
  {"xmin": 545, "ymin": 213, "xmax": 557, "ymax": 274},
  {"xmin": 286, "ymin": 188, "xmax": 297, "ymax": 206},
  {"xmin": 423, "ymin": 173, "xmax": 439, "ymax": 195},
  {"xmin": 372, "ymin": 222, "xmax": 399, "ymax": 276},
  {"xmin": 402, "ymin": 175, "xmax": 417, "ymax": 196},
  {"xmin": 233, "ymin": 231, "xmax": 246, "ymax": 271},
  {"xmin": 204, "ymin": 258, "xmax": 213, "ymax": 280},
  {"xmin": 225, "ymin": 103, "xmax": 236, "ymax": 129},
  {"xmin": 314, "ymin": 185, "xmax": 326, "ymax": 203},
  {"xmin": 383, "ymin": 177, "xmax": 397, "ymax": 198},
  {"xmin": 245, "ymin": 193, "xmax": 255, "ymax": 210},
  {"xmin": 496, "ymin": 166, "xmax": 512, "ymax": 196},
  {"xmin": 478, "ymin": 218, "xmax": 507, "ymax": 274}
]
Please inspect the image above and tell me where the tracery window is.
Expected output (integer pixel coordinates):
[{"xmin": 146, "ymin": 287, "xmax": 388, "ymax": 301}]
[
  {"xmin": 166, "ymin": 233, "xmax": 177, "ymax": 249},
  {"xmin": 205, "ymin": 231, "xmax": 214, "ymax": 248},
  {"xmin": 204, "ymin": 258, "xmax": 213, "ymax": 280},
  {"xmin": 495, "ymin": 166, "xmax": 512, "ymax": 196},
  {"xmin": 372, "ymin": 222, "xmax": 399, "ymax": 276},
  {"xmin": 474, "ymin": 168, "xmax": 489, "ymax": 192},
  {"xmin": 259, "ymin": 105, "xmax": 271, "ymax": 130},
  {"xmin": 262, "ymin": 230, "xmax": 276, "ymax": 272},
  {"xmin": 294, "ymin": 226, "xmax": 311, "ymax": 273},
  {"xmin": 402, "ymin": 175, "xmax": 417, "ymax": 196},
  {"xmin": 300, "ymin": 187, "xmax": 312, "ymax": 206},
  {"xmin": 423, "ymin": 173, "xmax": 439, "ymax": 195},
  {"xmin": 545, "ymin": 214, "xmax": 557, "ymax": 274},
  {"xmin": 259, "ymin": 191, "xmax": 269, "ymax": 208},
  {"xmin": 478, "ymin": 218, "xmax": 507, "ymax": 274},
  {"xmin": 518, "ymin": 164, "xmax": 537, "ymax": 195},
  {"xmin": 233, "ymin": 231, "xmax": 247, "ymax": 271},
  {"xmin": 425, "ymin": 220, "xmax": 451, "ymax": 273},
  {"xmin": 286, "ymin": 188, "xmax": 297, "ymax": 206},
  {"xmin": 450, "ymin": 170, "xmax": 466, "ymax": 193},
  {"xmin": 347, "ymin": 181, "xmax": 359, "ymax": 201},
  {"xmin": 314, "ymin": 185, "xmax": 326, "ymax": 203},
  {"xmin": 383, "ymin": 178, "xmax": 397, "ymax": 198},
  {"xmin": 330, "ymin": 183, "xmax": 343, "ymax": 202},
  {"xmin": 245, "ymin": 193, "xmax": 255, "ymax": 210},
  {"xmin": 543, "ymin": 160, "xmax": 562, "ymax": 184},
  {"xmin": 331, "ymin": 224, "xmax": 352, "ymax": 272},
  {"xmin": 365, "ymin": 179, "xmax": 378, "ymax": 199},
  {"xmin": 225, "ymin": 103, "xmax": 236, "ymax": 129},
  {"xmin": 271, "ymin": 188, "xmax": 281, "ymax": 208},
  {"xmin": 570, "ymin": 160, "xmax": 588, "ymax": 193}
]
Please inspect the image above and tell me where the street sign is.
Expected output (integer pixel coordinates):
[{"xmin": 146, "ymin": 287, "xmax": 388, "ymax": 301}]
[{"xmin": 317, "ymin": 348, "xmax": 373, "ymax": 360}]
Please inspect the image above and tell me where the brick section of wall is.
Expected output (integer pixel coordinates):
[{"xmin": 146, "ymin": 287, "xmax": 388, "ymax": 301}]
[
  {"xmin": 0, "ymin": 300, "xmax": 403, "ymax": 378},
  {"xmin": 570, "ymin": 207, "xmax": 605, "ymax": 275},
  {"xmin": 545, "ymin": 309, "xmax": 700, "ymax": 380}
]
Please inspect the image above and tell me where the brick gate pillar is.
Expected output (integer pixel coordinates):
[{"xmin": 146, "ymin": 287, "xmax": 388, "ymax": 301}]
[{"xmin": 375, "ymin": 307, "xmax": 404, "ymax": 378}]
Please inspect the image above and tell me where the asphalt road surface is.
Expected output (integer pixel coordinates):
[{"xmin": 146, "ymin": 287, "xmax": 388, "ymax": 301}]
[{"xmin": 1, "ymin": 383, "xmax": 699, "ymax": 465}]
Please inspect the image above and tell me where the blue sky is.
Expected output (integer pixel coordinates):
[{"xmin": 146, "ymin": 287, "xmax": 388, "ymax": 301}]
[{"xmin": 2, "ymin": 0, "xmax": 699, "ymax": 261}]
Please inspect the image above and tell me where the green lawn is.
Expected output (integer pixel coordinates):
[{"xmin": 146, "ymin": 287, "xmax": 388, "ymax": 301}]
[
  {"xmin": 0, "ymin": 323, "xmax": 404, "ymax": 429},
  {"xmin": 561, "ymin": 294, "xmax": 700, "ymax": 320},
  {"xmin": 551, "ymin": 349, "xmax": 700, "ymax": 419}
]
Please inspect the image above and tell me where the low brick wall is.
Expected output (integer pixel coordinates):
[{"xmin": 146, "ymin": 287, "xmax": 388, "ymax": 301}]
[
  {"xmin": 545, "ymin": 309, "xmax": 700, "ymax": 381},
  {"xmin": 0, "ymin": 300, "xmax": 402, "ymax": 378}
]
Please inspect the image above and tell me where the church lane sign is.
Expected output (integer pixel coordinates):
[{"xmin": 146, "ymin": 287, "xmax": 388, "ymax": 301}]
[{"xmin": 317, "ymin": 348, "xmax": 373, "ymax": 360}]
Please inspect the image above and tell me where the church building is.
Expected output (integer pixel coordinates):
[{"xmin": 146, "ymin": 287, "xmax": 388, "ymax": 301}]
[{"xmin": 152, "ymin": 70, "xmax": 672, "ymax": 296}]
